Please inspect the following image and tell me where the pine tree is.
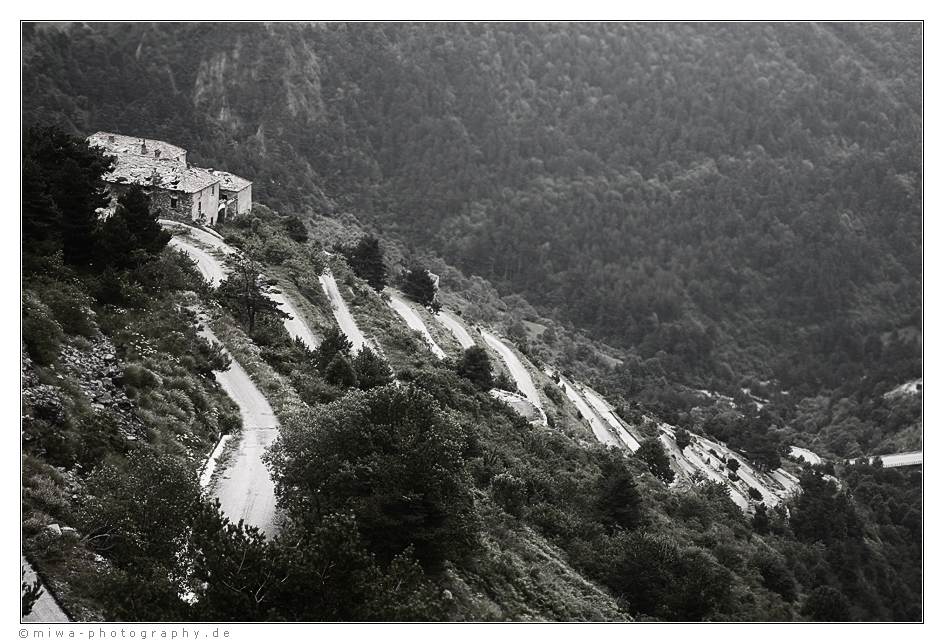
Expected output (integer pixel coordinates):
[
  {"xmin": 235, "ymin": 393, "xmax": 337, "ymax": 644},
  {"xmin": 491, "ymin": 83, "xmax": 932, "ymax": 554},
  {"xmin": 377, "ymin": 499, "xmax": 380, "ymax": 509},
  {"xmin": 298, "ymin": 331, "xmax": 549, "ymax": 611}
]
[
  {"xmin": 400, "ymin": 265, "xmax": 438, "ymax": 310},
  {"xmin": 456, "ymin": 345, "xmax": 493, "ymax": 391},
  {"xmin": 216, "ymin": 256, "xmax": 289, "ymax": 335}
]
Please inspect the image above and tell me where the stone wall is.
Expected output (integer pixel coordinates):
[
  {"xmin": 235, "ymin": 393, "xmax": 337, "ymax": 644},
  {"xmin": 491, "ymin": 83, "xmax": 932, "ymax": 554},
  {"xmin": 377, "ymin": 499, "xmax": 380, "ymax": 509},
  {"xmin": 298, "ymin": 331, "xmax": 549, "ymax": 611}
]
[
  {"xmin": 148, "ymin": 187, "xmax": 195, "ymax": 224},
  {"xmin": 104, "ymin": 183, "xmax": 194, "ymax": 224},
  {"xmin": 190, "ymin": 184, "xmax": 220, "ymax": 225}
]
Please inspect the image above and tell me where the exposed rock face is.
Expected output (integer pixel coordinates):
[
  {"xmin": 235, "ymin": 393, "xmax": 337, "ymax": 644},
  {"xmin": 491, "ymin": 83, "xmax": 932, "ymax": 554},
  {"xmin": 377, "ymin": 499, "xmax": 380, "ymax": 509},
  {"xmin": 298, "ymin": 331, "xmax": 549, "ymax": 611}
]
[
  {"xmin": 192, "ymin": 27, "xmax": 324, "ymax": 137},
  {"xmin": 21, "ymin": 330, "xmax": 147, "ymax": 455}
]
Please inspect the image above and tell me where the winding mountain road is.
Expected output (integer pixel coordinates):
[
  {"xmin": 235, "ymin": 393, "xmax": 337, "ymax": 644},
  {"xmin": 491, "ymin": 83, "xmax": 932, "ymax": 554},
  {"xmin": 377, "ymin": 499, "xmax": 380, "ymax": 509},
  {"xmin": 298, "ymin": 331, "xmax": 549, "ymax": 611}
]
[
  {"xmin": 789, "ymin": 446, "xmax": 822, "ymax": 465},
  {"xmin": 545, "ymin": 369, "xmax": 619, "ymax": 447},
  {"xmin": 169, "ymin": 237, "xmax": 227, "ymax": 287},
  {"xmin": 199, "ymin": 323, "xmax": 281, "ymax": 536},
  {"xmin": 436, "ymin": 310, "xmax": 477, "ymax": 349},
  {"xmin": 319, "ymin": 271, "xmax": 369, "ymax": 353},
  {"xmin": 269, "ymin": 289, "xmax": 319, "ymax": 350},
  {"xmin": 481, "ymin": 330, "xmax": 543, "ymax": 414},
  {"xmin": 847, "ymin": 451, "xmax": 923, "ymax": 468},
  {"xmin": 163, "ymin": 221, "xmax": 318, "ymax": 351},
  {"xmin": 388, "ymin": 294, "xmax": 447, "ymax": 359},
  {"xmin": 580, "ymin": 385, "xmax": 641, "ymax": 452}
]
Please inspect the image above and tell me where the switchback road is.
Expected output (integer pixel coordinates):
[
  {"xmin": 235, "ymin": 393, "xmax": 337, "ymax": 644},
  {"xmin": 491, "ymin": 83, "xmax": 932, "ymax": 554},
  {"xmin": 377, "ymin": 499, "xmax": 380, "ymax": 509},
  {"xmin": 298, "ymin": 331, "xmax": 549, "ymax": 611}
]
[
  {"xmin": 388, "ymin": 294, "xmax": 447, "ymax": 359},
  {"xmin": 199, "ymin": 323, "xmax": 281, "ymax": 537},
  {"xmin": 319, "ymin": 271, "xmax": 369, "ymax": 353}
]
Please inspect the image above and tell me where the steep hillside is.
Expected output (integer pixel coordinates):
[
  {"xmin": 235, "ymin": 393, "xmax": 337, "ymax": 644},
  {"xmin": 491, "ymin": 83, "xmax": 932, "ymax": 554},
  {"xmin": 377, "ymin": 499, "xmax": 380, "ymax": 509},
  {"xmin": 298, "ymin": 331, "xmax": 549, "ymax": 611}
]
[
  {"xmin": 21, "ymin": 23, "xmax": 921, "ymax": 463},
  {"xmin": 21, "ymin": 22, "xmax": 922, "ymax": 621}
]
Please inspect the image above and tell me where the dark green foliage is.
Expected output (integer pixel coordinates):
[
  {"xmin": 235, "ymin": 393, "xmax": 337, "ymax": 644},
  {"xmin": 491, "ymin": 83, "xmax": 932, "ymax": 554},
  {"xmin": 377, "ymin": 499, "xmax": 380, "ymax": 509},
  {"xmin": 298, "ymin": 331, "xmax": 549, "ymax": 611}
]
[
  {"xmin": 790, "ymin": 470, "xmax": 863, "ymax": 545},
  {"xmin": 314, "ymin": 327, "xmax": 354, "ymax": 374},
  {"xmin": 265, "ymin": 385, "xmax": 477, "ymax": 570},
  {"xmin": 674, "ymin": 428, "xmax": 692, "ymax": 451},
  {"xmin": 81, "ymin": 449, "xmax": 203, "ymax": 569},
  {"xmin": 456, "ymin": 345, "xmax": 493, "ymax": 391},
  {"xmin": 74, "ymin": 409, "xmax": 128, "ymax": 467},
  {"xmin": 635, "ymin": 438, "xmax": 675, "ymax": 484},
  {"xmin": 94, "ymin": 185, "xmax": 171, "ymax": 270},
  {"xmin": 216, "ymin": 256, "xmax": 289, "ymax": 334},
  {"xmin": 727, "ymin": 458, "xmax": 740, "ymax": 473},
  {"xmin": 399, "ymin": 265, "xmax": 438, "ymax": 310},
  {"xmin": 802, "ymin": 586, "xmax": 852, "ymax": 622},
  {"xmin": 22, "ymin": 124, "xmax": 113, "ymax": 267},
  {"xmin": 352, "ymin": 346, "xmax": 394, "ymax": 390},
  {"xmin": 703, "ymin": 413, "xmax": 784, "ymax": 471},
  {"xmin": 752, "ymin": 504, "xmax": 771, "ymax": 536},
  {"xmin": 594, "ymin": 449, "xmax": 644, "ymax": 533},
  {"xmin": 749, "ymin": 550, "xmax": 797, "ymax": 602},
  {"xmin": 338, "ymin": 235, "xmax": 387, "ymax": 291},
  {"xmin": 596, "ymin": 531, "xmax": 733, "ymax": 620},
  {"xmin": 325, "ymin": 353, "xmax": 359, "ymax": 388},
  {"xmin": 22, "ymin": 291, "xmax": 63, "ymax": 365},
  {"xmin": 489, "ymin": 472, "xmax": 527, "ymax": 516},
  {"xmin": 282, "ymin": 214, "xmax": 309, "ymax": 243},
  {"xmin": 542, "ymin": 382, "xmax": 564, "ymax": 405}
]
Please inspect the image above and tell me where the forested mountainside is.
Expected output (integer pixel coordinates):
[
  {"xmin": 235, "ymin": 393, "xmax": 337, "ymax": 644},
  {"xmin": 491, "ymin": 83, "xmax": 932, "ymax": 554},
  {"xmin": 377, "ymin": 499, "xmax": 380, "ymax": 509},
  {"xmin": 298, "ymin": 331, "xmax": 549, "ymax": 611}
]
[
  {"xmin": 21, "ymin": 122, "xmax": 921, "ymax": 622},
  {"xmin": 21, "ymin": 22, "xmax": 922, "ymax": 621},
  {"xmin": 22, "ymin": 23, "xmax": 922, "ymax": 410}
]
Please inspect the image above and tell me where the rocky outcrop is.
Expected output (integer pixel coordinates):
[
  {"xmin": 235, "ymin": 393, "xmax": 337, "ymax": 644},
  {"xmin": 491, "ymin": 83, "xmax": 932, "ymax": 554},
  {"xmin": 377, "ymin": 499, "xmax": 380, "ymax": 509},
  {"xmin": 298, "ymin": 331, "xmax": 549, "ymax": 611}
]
[{"xmin": 21, "ymin": 330, "xmax": 147, "ymax": 455}]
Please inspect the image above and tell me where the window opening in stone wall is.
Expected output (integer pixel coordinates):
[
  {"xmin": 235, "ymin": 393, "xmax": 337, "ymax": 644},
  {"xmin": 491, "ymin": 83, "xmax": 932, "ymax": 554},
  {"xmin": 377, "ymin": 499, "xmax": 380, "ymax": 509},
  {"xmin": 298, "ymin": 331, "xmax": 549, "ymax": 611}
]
[{"xmin": 171, "ymin": 196, "xmax": 178, "ymax": 208}]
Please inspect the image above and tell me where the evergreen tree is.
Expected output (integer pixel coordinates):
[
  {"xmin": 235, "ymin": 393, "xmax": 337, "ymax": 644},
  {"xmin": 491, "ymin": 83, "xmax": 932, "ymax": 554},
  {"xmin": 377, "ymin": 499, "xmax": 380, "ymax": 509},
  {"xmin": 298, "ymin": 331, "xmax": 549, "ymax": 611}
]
[
  {"xmin": 635, "ymin": 438, "xmax": 675, "ymax": 484},
  {"xmin": 340, "ymin": 235, "xmax": 387, "ymax": 291},
  {"xmin": 325, "ymin": 353, "xmax": 359, "ymax": 388},
  {"xmin": 400, "ymin": 265, "xmax": 438, "ymax": 310},
  {"xmin": 352, "ymin": 346, "xmax": 393, "ymax": 390},
  {"xmin": 216, "ymin": 256, "xmax": 289, "ymax": 335},
  {"xmin": 595, "ymin": 449, "xmax": 644, "ymax": 532},
  {"xmin": 456, "ymin": 345, "xmax": 493, "ymax": 391},
  {"xmin": 315, "ymin": 327, "xmax": 354, "ymax": 374},
  {"xmin": 22, "ymin": 124, "xmax": 114, "ymax": 267},
  {"xmin": 94, "ymin": 186, "xmax": 171, "ymax": 270}
]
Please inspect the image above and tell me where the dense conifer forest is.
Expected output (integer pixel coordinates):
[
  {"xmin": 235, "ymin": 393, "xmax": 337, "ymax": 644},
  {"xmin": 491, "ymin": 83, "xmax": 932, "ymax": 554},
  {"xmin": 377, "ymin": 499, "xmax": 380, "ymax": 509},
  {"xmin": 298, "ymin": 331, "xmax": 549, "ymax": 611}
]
[{"xmin": 21, "ymin": 22, "xmax": 921, "ymax": 622}]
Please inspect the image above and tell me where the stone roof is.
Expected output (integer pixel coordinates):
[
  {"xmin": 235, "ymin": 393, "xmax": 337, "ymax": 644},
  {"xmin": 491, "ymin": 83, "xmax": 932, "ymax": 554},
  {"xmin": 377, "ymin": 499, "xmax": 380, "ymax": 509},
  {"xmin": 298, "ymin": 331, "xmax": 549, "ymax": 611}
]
[
  {"xmin": 210, "ymin": 169, "xmax": 252, "ymax": 192},
  {"xmin": 179, "ymin": 166, "xmax": 219, "ymax": 193},
  {"xmin": 88, "ymin": 132, "xmax": 187, "ymax": 164},
  {"xmin": 88, "ymin": 132, "xmax": 221, "ymax": 194},
  {"xmin": 103, "ymin": 154, "xmax": 185, "ymax": 190}
]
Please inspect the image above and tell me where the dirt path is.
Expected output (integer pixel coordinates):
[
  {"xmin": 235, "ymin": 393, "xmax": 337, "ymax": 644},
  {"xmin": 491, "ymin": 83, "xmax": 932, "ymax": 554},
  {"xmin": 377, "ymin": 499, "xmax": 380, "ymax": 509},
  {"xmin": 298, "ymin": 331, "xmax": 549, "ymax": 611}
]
[
  {"xmin": 388, "ymin": 294, "xmax": 446, "ymax": 359},
  {"xmin": 435, "ymin": 310, "xmax": 477, "ymax": 349},
  {"xmin": 21, "ymin": 556, "xmax": 69, "ymax": 623},
  {"xmin": 579, "ymin": 385, "xmax": 641, "ymax": 452},
  {"xmin": 169, "ymin": 237, "xmax": 227, "ymax": 287},
  {"xmin": 319, "ymin": 271, "xmax": 369, "ymax": 353},
  {"xmin": 199, "ymin": 324, "xmax": 281, "ymax": 537},
  {"xmin": 481, "ymin": 331, "xmax": 543, "ymax": 413}
]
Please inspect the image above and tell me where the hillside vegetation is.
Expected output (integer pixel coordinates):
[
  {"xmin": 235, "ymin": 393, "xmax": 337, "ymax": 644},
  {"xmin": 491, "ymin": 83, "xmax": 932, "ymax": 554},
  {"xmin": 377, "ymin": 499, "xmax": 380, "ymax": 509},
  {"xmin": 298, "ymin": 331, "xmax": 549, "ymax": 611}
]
[
  {"xmin": 23, "ymin": 22, "xmax": 921, "ymax": 459},
  {"xmin": 21, "ymin": 22, "xmax": 921, "ymax": 622}
]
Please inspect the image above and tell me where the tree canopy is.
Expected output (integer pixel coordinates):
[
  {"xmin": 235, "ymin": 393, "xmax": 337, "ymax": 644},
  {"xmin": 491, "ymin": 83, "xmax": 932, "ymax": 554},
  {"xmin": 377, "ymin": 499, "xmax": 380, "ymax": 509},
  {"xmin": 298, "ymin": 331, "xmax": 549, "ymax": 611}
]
[{"xmin": 264, "ymin": 384, "xmax": 477, "ymax": 570}]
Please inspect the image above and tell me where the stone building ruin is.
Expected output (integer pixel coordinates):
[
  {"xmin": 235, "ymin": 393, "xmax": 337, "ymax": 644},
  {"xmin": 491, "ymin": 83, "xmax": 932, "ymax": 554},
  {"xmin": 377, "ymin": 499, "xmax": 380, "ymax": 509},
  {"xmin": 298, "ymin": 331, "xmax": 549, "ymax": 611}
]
[{"xmin": 87, "ymin": 132, "xmax": 252, "ymax": 225}]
